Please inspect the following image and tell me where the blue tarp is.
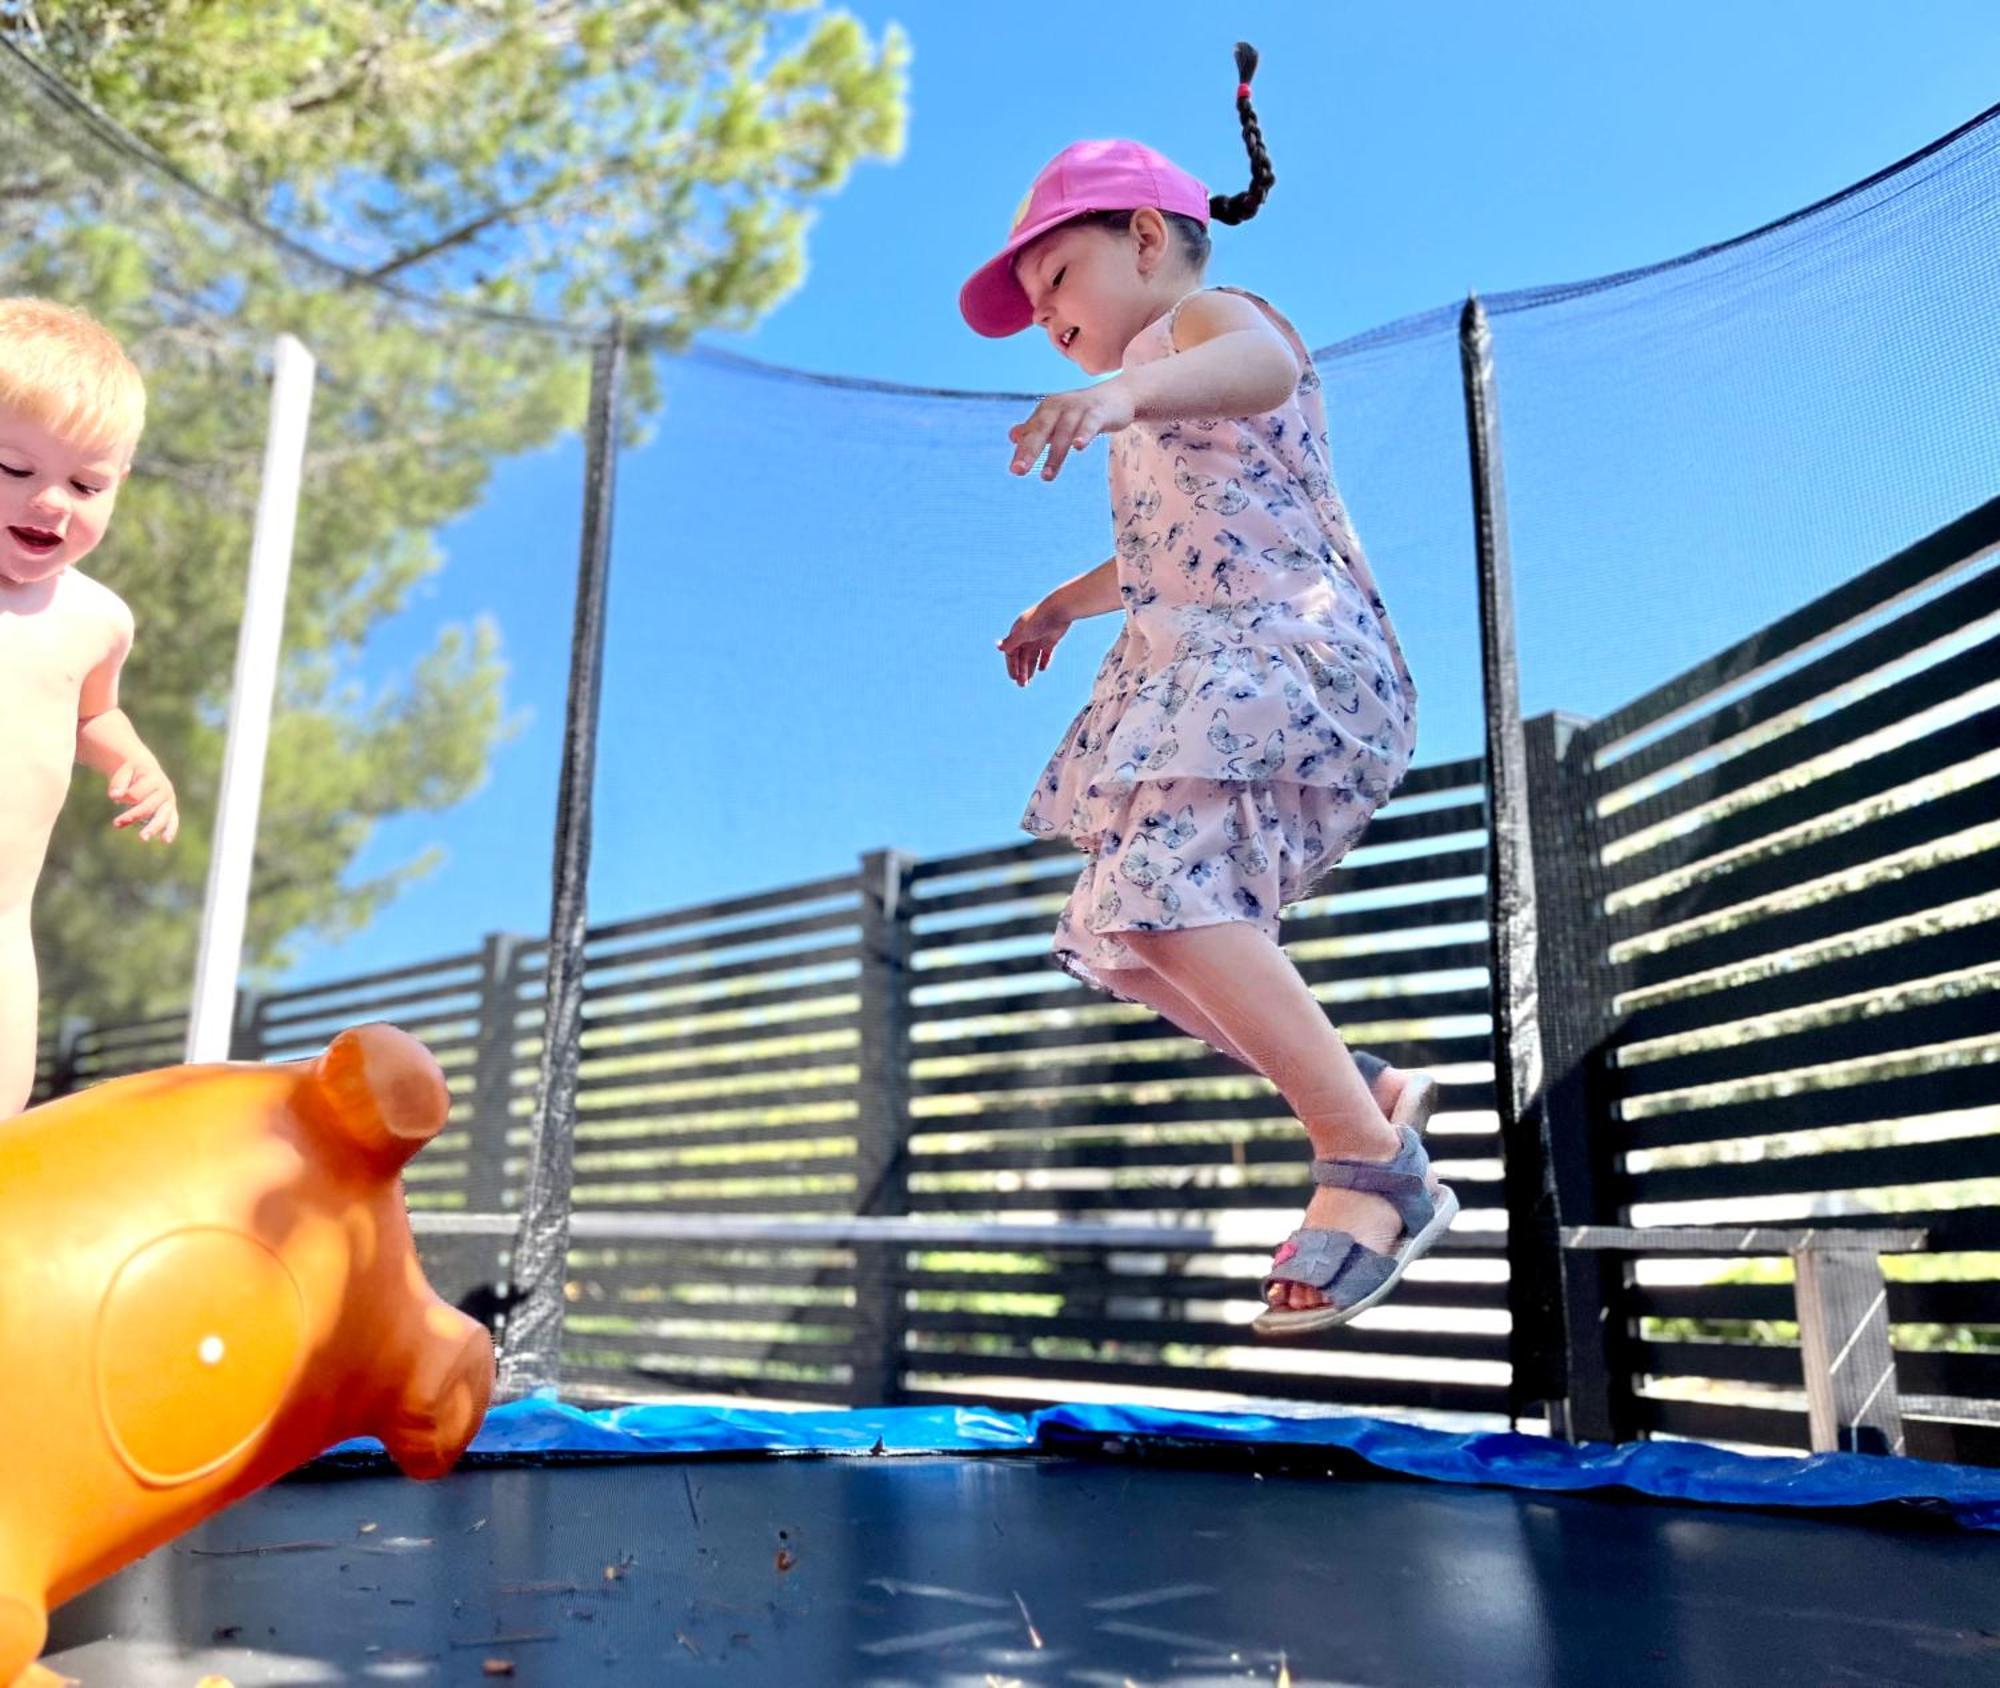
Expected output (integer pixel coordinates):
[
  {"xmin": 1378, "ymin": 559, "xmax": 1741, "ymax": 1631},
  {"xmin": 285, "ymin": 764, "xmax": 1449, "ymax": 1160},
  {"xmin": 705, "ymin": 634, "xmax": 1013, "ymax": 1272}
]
[
  {"xmin": 322, "ymin": 1396, "xmax": 2000, "ymax": 1531},
  {"xmin": 1034, "ymin": 1403, "xmax": 2000, "ymax": 1531},
  {"xmin": 329, "ymin": 1397, "xmax": 1030, "ymax": 1458}
]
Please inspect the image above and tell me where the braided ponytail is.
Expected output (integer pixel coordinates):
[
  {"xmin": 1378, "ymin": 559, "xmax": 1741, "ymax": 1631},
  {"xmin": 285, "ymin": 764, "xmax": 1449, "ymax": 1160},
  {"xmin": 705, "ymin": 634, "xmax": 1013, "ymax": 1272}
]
[{"xmin": 1209, "ymin": 41, "xmax": 1275, "ymax": 226}]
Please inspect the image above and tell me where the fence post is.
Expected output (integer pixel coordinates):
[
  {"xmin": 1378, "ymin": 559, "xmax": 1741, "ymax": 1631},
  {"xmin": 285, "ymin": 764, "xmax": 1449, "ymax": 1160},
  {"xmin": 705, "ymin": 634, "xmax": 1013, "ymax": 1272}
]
[
  {"xmin": 227, "ymin": 989, "xmax": 265, "ymax": 1063},
  {"xmin": 851, "ymin": 848, "xmax": 916, "ymax": 1405},
  {"xmin": 1522, "ymin": 711, "xmax": 1635, "ymax": 1443},
  {"xmin": 468, "ymin": 932, "xmax": 528, "ymax": 1220},
  {"xmin": 446, "ymin": 932, "xmax": 529, "ymax": 1331},
  {"xmin": 48, "ymin": 1014, "xmax": 90, "ymax": 1100}
]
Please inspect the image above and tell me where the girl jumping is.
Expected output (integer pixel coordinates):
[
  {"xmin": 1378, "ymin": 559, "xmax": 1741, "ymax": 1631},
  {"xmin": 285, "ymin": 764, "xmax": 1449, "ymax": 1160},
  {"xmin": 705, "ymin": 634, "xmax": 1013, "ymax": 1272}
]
[{"xmin": 963, "ymin": 45, "xmax": 1455, "ymax": 1335}]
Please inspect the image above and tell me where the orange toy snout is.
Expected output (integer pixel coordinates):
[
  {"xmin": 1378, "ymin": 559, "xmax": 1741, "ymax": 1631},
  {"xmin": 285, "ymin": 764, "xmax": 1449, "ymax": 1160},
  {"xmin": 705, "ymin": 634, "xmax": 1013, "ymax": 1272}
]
[{"xmin": 0, "ymin": 1023, "xmax": 495, "ymax": 1687}]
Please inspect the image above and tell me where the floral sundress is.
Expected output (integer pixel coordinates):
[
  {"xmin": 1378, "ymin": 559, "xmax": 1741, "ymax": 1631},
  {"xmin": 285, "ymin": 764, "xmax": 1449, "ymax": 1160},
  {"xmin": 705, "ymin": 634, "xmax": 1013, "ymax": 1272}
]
[{"xmin": 1021, "ymin": 287, "xmax": 1418, "ymax": 990}]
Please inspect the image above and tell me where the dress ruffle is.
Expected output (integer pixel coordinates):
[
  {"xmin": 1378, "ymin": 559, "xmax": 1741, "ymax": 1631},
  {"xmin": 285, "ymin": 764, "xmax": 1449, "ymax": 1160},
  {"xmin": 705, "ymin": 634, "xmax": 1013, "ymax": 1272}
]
[
  {"xmin": 1023, "ymin": 616, "xmax": 1413, "ymax": 851},
  {"xmin": 1047, "ymin": 778, "xmax": 1383, "ymax": 990}
]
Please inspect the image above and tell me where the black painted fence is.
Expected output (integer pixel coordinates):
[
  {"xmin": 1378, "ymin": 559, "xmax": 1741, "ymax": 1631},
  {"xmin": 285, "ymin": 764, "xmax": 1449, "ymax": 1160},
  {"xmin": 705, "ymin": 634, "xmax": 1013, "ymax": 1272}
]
[{"xmin": 30, "ymin": 501, "xmax": 2000, "ymax": 1459}]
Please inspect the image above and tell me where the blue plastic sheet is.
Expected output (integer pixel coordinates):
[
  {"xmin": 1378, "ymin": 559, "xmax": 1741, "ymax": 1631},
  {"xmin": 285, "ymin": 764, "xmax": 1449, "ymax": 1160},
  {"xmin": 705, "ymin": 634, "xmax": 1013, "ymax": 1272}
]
[
  {"xmin": 322, "ymin": 1397, "xmax": 2000, "ymax": 1531},
  {"xmin": 1031, "ymin": 1403, "xmax": 2000, "ymax": 1531},
  {"xmin": 324, "ymin": 1397, "xmax": 1032, "ymax": 1460}
]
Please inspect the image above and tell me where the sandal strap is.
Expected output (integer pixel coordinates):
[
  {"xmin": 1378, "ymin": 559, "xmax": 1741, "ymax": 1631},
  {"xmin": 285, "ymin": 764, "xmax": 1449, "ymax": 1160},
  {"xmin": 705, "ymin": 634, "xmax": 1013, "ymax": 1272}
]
[
  {"xmin": 1309, "ymin": 1126, "xmax": 1437, "ymax": 1236},
  {"xmin": 1260, "ymin": 1225, "xmax": 1399, "ymax": 1310},
  {"xmin": 1261, "ymin": 1226, "xmax": 1360, "ymax": 1293}
]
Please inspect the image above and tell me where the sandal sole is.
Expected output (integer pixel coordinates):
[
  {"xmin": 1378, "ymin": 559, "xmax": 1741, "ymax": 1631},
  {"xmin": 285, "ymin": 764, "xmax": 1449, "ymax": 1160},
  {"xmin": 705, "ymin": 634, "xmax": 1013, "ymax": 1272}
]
[{"xmin": 1250, "ymin": 1182, "xmax": 1461, "ymax": 1338}]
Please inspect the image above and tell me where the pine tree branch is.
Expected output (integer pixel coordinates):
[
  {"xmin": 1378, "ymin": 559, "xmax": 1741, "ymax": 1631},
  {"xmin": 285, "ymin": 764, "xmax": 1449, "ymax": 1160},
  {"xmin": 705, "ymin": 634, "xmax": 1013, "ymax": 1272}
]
[{"xmin": 285, "ymin": 0, "xmax": 587, "ymax": 120}]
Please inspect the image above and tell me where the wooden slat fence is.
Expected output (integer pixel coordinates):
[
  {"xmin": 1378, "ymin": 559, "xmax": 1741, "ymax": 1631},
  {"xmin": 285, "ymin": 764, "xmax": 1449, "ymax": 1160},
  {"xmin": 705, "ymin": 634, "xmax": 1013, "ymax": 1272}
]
[
  {"xmin": 28, "ymin": 501, "xmax": 1999, "ymax": 1457},
  {"xmin": 1538, "ymin": 497, "xmax": 2000, "ymax": 1463}
]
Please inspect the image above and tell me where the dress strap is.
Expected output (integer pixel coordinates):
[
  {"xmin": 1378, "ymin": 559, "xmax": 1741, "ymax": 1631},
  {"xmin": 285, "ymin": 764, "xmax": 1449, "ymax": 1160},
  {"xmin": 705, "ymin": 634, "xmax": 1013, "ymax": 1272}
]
[{"xmin": 1161, "ymin": 286, "xmax": 1215, "ymax": 349}]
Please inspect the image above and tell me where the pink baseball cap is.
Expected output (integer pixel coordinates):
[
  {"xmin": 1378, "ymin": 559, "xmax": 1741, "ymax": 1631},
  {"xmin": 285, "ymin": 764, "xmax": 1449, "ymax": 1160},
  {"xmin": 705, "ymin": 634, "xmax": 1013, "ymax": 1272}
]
[{"xmin": 959, "ymin": 139, "xmax": 1210, "ymax": 338}]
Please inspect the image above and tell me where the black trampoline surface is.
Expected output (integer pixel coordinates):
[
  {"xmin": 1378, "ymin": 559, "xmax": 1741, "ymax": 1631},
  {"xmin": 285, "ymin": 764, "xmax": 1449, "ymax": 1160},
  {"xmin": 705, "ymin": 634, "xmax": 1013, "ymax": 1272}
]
[{"xmin": 44, "ymin": 1452, "xmax": 2000, "ymax": 1687}]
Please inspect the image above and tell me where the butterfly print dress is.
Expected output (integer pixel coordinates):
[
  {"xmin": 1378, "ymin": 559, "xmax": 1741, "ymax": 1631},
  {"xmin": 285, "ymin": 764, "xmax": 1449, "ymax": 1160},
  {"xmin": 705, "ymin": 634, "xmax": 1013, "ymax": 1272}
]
[{"xmin": 1022, "ymin": 287, "xmax": 1419, "ymax": 992}]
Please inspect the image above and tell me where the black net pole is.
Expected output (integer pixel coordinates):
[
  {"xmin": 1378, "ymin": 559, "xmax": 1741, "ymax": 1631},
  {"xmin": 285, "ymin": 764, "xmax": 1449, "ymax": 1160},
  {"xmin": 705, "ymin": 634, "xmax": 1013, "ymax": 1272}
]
[
  {"xmin": 497, "ymin": 320, "xmax": 626, "ymax": 1400},
  {"xmin": 1458, "ymin": 295, "xmax": 1563, "ymax": 1424}
]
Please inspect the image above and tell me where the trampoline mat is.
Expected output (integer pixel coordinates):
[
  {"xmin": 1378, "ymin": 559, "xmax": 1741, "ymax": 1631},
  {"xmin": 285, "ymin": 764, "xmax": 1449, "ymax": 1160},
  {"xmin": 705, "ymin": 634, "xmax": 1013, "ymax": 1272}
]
[{"xmin": 44, "ymin": 1451, "xmax": 2000, "ymax": 1686}]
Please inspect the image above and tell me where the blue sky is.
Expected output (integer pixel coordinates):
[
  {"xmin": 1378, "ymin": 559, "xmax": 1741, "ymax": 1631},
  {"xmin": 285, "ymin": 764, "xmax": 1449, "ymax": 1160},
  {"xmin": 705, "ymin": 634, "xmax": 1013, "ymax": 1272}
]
[{"xmin": 279, "ymin": 0, "xmax": 2000, "ymax": 987}]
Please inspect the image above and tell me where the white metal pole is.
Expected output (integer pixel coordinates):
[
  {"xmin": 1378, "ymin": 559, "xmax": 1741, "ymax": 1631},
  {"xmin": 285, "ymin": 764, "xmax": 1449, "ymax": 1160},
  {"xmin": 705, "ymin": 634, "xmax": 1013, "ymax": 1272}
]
[{"xmin": 185, "ymin": 333, "xmax": 316, "ymax": 1063}]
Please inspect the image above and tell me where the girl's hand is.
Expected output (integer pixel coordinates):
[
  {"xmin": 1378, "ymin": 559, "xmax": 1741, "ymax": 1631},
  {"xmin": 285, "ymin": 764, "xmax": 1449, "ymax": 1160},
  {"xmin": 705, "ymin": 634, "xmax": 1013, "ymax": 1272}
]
[
  {"xmin": 109, "ymin": 759, "xmax": 179, "ymax": 844},
  {"xmin": 998, "ymin": 596, "xmax": 1075, "ymax": 687},
  {"xmin": 1009, "ymin": 379, "xmax": 1136, "ymax": 482}
]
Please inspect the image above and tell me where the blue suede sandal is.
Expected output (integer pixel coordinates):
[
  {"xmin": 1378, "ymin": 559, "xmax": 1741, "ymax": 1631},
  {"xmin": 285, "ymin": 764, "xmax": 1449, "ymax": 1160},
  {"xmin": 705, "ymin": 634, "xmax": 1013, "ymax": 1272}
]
[{"xmin": 1251, "ymin": 1123, "xmax": 1458, "ymax": 1338}]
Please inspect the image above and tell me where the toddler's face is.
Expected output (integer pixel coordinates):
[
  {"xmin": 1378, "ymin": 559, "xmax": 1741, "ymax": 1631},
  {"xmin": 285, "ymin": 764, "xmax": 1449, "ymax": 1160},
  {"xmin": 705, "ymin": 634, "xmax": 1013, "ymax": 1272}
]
[
  {"xmin": 0, "ymin": 409, "xmax": 128, "ymax": 587},
  {"xmin": 1013, "ymin": 222, "xmax": 1159, "ymax": 378}
]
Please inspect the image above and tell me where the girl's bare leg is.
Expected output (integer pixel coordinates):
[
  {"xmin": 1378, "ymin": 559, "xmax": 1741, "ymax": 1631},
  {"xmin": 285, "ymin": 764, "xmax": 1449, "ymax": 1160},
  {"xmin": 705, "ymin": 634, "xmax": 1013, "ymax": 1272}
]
[
  {"xmin": 1090, "ymin": 960, "xmax": 1401, "ymax": 1106},
  {"xmin": 1118, "ymin": 922, "xmax": 1434, "ymax": 1311}
]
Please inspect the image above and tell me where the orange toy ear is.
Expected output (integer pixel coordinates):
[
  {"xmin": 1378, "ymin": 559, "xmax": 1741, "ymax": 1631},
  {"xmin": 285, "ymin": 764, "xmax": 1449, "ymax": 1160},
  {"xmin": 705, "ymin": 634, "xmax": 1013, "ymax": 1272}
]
[{"xmin": 304, "ymin": 1024, "xmax": 451, "ymax": 1170}]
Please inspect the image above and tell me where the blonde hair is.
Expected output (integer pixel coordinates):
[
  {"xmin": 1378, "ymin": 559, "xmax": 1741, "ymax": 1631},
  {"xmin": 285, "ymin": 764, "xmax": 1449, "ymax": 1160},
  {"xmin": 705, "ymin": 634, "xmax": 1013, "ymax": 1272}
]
[{"xmin": 0, "ymin": 297, "xmax": 146, "ymax": 459}]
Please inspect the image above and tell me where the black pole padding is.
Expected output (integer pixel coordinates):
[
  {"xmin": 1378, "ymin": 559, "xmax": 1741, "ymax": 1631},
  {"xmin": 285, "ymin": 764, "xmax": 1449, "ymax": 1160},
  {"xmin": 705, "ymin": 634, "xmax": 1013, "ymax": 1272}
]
[
  {"xmin": 498, "ymin": 318, "xmax": 627, "ymax": 1400},
  {"xmin": 1458, "ymin": 293, "xmax": 1564, "ymax": 1425}
]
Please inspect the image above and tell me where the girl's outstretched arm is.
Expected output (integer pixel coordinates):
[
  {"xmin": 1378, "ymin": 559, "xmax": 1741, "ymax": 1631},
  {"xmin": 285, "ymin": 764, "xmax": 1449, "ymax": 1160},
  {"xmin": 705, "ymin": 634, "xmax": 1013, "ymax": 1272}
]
[
  {"xmin": 1011, "ymin": 293, "xmax": 1301, "ymax": 482},
  {"xmin": 998, "ymin": 556, "xmax": 1118, "ymax": 686},
  {"xmin": 1047, "ymin": 556, "xmax": 1121, "ymax": 620}
]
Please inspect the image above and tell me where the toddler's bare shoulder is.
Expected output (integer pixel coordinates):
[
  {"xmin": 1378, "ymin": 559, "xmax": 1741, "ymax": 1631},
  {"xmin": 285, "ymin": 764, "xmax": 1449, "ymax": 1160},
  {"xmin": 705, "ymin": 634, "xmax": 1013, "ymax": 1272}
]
[
  {"xmin": 59, "ymin": 570, "xmax": 137, "ymax": 647},
  {"xmin": 45, "ymin": 572, "xmax": 137, "ymax": 681}
]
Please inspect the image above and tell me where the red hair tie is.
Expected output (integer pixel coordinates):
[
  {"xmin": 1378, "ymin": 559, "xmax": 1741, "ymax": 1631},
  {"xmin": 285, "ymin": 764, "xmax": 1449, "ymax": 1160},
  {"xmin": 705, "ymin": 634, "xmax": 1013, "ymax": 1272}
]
[{"xmin": 1237, "ymin": 81, "xmax": 1253, "ymax": 99}]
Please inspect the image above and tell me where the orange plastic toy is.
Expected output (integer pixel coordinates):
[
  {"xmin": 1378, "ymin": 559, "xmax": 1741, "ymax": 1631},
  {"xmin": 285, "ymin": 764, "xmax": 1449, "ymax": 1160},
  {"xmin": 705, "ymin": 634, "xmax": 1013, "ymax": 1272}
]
[{"xmin": 0, "ymin": 1023, "xmax": 494, "ymax": 1687}]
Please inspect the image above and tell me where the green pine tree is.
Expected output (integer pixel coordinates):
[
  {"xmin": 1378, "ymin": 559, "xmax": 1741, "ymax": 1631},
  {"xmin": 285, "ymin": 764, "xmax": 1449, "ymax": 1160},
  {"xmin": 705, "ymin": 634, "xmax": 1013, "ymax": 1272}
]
[{"xmin": 0, "ymin": 2, "xmax": 907, "ymax": 1019}]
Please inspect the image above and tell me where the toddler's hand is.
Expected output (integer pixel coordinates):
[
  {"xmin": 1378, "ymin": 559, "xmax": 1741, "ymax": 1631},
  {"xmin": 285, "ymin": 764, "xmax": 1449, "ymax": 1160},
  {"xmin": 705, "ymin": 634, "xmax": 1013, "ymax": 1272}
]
[
  {"xmin": 998, "ymin": 598, "xmax": 1073, "ymax": 687},
  {"xmin": 109, "ymin": 760, "xmax": 179, "ymax": 844},
  {"xmin": 1010, "ymin": 380, "xmax": 1136, "ymax": 482}
]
